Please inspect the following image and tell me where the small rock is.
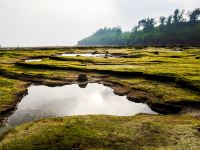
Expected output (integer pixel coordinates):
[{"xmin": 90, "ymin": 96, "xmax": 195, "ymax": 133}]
[
  {"xmin": 196, "ymin": 126, "xmax": 200, "ymax": 132},
  {"xmin": 78, "ymin": 74, "xmax": 88, "ymax": 82},
  {"xmin": 92, "ymin": 51, "xmax": 98, "ymax": 55},
  {"xmin": 195, "ymin": 56, "xmax": 200, "ymax": 59},
  {"xmin": 154, "ymin": 51, "xmax": 159, "ymax": 55},
  {"xmin": 104, "ymin": 51, "xmax": 109, "ymax": 58},
  {"xmin": 175, "ymin": 48, "xmax": 184, "ymax": 51}
]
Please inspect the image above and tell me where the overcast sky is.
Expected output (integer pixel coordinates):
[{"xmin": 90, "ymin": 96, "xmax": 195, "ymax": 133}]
[{"xmin": 0, "ymin": 0, "xmax": 199, "ymax": 47}]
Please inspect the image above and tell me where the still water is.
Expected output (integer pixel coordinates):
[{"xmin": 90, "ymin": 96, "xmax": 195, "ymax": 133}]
[
  {"xmin": 25, "ymin": 59, "xmax": 42, "ymax": 62},
  {"xmin": 61, "ymin": 54, "xmax": 107, "ymax": 57},
  {"xmin": 5, "ymin": 83, "xmax": 156, "ymax": 127}
]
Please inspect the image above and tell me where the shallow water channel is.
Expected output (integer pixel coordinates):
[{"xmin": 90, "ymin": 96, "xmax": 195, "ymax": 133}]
[
  {"xmin": 25, "ymin": 59, "xmax": 42, "ymax": 62},
  {"xmin": 61, "ymin": 53, "xmax": 108, "ymax": 57},
  {"xmin": 3, "ymin": 83, "xmax": 157, "ymax": 128}
]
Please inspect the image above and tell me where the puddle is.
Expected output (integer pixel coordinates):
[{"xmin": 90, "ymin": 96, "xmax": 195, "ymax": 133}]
[
  {"xmin": 25, "ymin": 59, "xmax": 42, "ymax": 62},
  {"xmin": 61, "ymin": 53, "xmax": 109, "ymax": 57},
  {"xmin": 3, "ymin": 83, "xmax": 156, "ymax": 128}
]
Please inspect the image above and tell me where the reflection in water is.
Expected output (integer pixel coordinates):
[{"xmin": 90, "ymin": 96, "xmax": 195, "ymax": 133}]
[
  {"xmin": 61, "ymin": 54, "xmax": 107, "ymax": 57},
  {"xmin": 25, "ymin": 59, "xmax": 42, "ymax": 62},
  {"xmin": 78, "ymin": 82, "xmax": 88, "ymax": 88},
  {"xmin": 5, "ymin": 84, "xmax": 157, "ymax": 127}
]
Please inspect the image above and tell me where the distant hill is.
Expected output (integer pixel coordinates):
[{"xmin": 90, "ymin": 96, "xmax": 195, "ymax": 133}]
[{"xmin": 78, "ymin": 9, "xmax": 200, "ymax": 46}]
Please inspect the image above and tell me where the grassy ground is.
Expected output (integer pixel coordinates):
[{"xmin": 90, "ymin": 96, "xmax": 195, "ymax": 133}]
[
  {"xmin": 18, "ymin": 48, "xmax": 200, "ymax": 89},
  {"xmin": 0, "ymin": 77, "xmax": 27, "ymax": 114},
  {"xmin": 0, "ymin": 47, "xmax": 200, "ymax": 149},
  {"xmin": 0, "ymin": 115, "xmax": 200, "ymax": 150}
]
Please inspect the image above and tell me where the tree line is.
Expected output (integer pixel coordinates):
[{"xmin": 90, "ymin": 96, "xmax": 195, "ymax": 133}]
[{"xmin": 78, "ymin": 8, "xmax": 200, "ymax": 46}]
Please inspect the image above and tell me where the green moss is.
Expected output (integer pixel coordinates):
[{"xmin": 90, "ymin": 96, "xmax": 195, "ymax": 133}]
[
  {"xmin": 0, "ymin": 115, "xmax": 200, "ymax": 150},
  {"xmin": 0, "ymin": 77, "xmax": 26, "ymax": 112},
  {"xmin": 121, "ymin": 78, "xmax": 200, "ymax": 104}
]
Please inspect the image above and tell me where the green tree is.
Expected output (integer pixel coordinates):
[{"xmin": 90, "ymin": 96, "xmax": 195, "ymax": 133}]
[
  {"xmin": 159, "ymin": 16, "xmax": 166, "ymax": 31},
  {"xmin": 173, "ymin": 9, "xmax": 185, "ymax": 24},
  {"xmin": 78, "ymin": 8, "xmax": 200, "ymax": 47},
  {"xmin": 166, "ymin": 15, "xmax": 173, "ymax": 25},
  {"xmin": 189, "ymin": 8, "xmax": 200, "ymax": 23},
  {"xmin": 138, "ymin": 18, "xmax": 156, "ymax": 31}
]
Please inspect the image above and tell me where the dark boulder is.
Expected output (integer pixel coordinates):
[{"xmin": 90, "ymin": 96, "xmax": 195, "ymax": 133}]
[
  {"xmin": 195, "ymin": 56, "xmax": 200, "ymax": 59},
  {"xmin": 78, "ymin": 74, "xmax": 88, "ymax": 82}
]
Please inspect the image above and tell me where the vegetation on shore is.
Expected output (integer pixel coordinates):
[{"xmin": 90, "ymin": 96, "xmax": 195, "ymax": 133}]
[{"xmin": 78, "ymin": 8, "xmax": 200, "ymax": 46}]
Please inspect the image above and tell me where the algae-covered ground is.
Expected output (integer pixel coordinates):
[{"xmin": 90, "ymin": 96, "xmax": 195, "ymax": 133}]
[{"xmin": 0, "ymin": 47, "xmax": 200, "ymax": 149}]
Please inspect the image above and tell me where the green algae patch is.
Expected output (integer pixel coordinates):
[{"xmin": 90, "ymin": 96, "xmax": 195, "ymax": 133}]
[{"xmin": 0, "ymin": 115, "xmax": 200, "ymax": 150}]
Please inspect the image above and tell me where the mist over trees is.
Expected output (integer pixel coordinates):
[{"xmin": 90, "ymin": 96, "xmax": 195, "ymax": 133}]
[{"xmin": 78, "ymin": 8, "xmax": 200, "ymax": 46}]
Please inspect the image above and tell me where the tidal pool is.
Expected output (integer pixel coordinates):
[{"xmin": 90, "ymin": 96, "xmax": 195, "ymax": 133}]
[
  {"xmin": 25, "ymin": 59, "xmax": 42, "ymax": 62},
  {"xmin": 61, "ymin": 53, "xmax": 108, "ymax": 57},
  {"xmin": 4, "ymin": 83, "xmax": 156, "ymax": 127}
]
